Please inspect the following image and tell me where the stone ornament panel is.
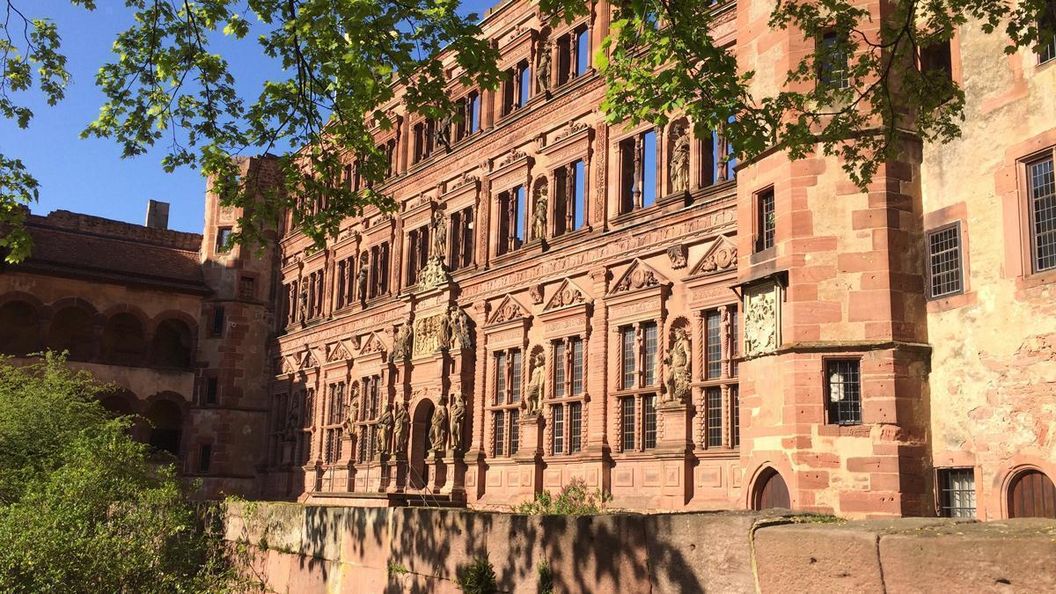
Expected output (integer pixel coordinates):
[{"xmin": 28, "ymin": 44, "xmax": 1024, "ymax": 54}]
[{"xmin": 743, "ymin": 281, "xmax": 780, "ymax": 358}]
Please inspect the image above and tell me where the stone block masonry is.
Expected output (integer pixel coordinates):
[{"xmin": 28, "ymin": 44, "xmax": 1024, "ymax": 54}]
[{"xmin": 224, "ymin": 502, "xmax": 1056, "ymax": 593}]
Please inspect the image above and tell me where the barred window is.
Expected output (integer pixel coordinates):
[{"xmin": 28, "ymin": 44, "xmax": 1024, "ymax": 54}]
[
  {"xmin": 927, "ymin": 224, "xmax": 963, "ymax": 298},
  {"xmin": 1029, "ymin": 157, "xmax": 1056, "ymax": 272},
  {"xmin": 706, "ymin": 387, "xmax": 724, "ymax": 448},
  {"xmin": 642, "ymin": 395, "xmax": 657, "ymax": 449},
  {"xmin": 621, "ymin": 397, "xmax": 636, "ymax": 451},
  {"xmin": 552, "ymin": 405, "xmax": 565, "ymax": 454},
  {"xmin": 554, "ymin": 342, "xmax": 566, "ymax": 398},
  {"xmin": 706, "ymin": 310, "xmax": 722, "ymax": 379},
  {"xmin": 818, "ymin": 30, "xmax": 850, "ymax": 89},
  {"xmin": 938, "ymin": 468, "xmax": 976, "ymax": 518},
  {"xmin": 826, "ymin": 360, "xmax": 862, "ymax": 426},
  {"xmin": 569, "ymin": 402, "xmax": 582, "ymax": 453},
  {"xmin": 642, "ymin": 323, "xmax": 658, "ymax": 386},
  {"xmin": 756, "ymin": 188, "xmax": 776, "ymax": 252},
  {"xmin": 571, "ymin": 339, "xmax": 584, "ymax": 395},
  {"xmin": 731, "ymin": 385, "xmax": 741, "ymax": 448},
  {"xmin": 621, "ymin": 327, "xmax": 636, "ymax": 389}
]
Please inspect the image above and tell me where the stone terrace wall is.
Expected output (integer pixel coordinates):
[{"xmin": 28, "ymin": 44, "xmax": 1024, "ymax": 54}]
[{"xmin": 224, "ymin": 502, "xmax": 1056, "ymax": 593}]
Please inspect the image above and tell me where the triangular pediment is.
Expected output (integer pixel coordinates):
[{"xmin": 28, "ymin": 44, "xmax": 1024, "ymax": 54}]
[
  {"xmin": 281, "ymin": 355, "xmax": 297, "ymax": 374},
  {"xmin": 358, "ymin": 332, "xmax": 386, "ymax": 357},
  {"xmin": 298, "ymin": 346, "xmax": 318, "ymax": 369},
  {"xmin": 486, "ymin": 294, "xmax": 531, "ymax": 326},
  {"xmin": 608, "ymin": 259, "xmax": 670, "ymax": 296},
  {"xmin": 326, "ymin": 340, "xmax": 353, "ymax": 363},
  {"xmin": 689, "ymin": 235, "xmax": 738, "ymax": 277},
  {"xmin": 543, "ymin": 278, "xmax": 591, "ymax": 312}
]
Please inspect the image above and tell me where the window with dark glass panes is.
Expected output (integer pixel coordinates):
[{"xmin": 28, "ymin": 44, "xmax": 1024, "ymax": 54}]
[
  {"xmin": 491, "ymin": 348, "xmax": 522, "ymax": 457},
  {"xmin": 705, "ymin": 310, "xmax": 722, "ymax": 379},
  {"xmin": 701, "ymin": 305, "xmax": 741, "ymax": 449},
  {"xmin": 552, "ymin": 404, "xmax": 565, "ymax": 454},
  {"xmin": 730, "ymin": 385, "xmax": 741, "ymax": 448},
  {"xmin": 755, "ymin": 188, "xmax": 776, "ymax": 252},
  {"xmin": 367, "ymin": 242, "xmax": 390, "ymax": 299},
  {"xmin": 618, "ymin": 130, "xmax": 659, "ymax": 213},
  {"xmin": 270, "ymin": 393, "xmax": 288, "ymax": 464},
  {"xmin": 621, "ymin": 397, "xmax": 636, "ymax": 451},
  {"xmin": 817, "ymin": 30, "xmax": 850, "ymax": 90},
  {"xmin": 406, "ymin": 225, "xmax": 430, "ymax": 284},
  {"xmin": 450, "ymin": 207, "xmax": 474, "ymax": 270},
  {"xmin": 620, "ymin": 327, "xmax": 636, "ymax": 389},
  {"xmin": 323, "ymin": 382, "xmax": 345, "ymax": 465},
  {"xmin": 1028, "ymin": 155, "xmax": 1056, "ymax": 272},
  {"xmin": 617, "ymin": 322, "xmax": 659, "ymax": 452},
  {"xmin": 497, "ymin": 185, "xmax": 526, "ymax": 255},
  {"xmin": 550, "ymin": 336, "xmax": 585, "ymax": 455},
  {"xmin": 826, "ymin": 360, "xmax": 862, "ymax": 426},
  {"xmin": 642, "ymin": 322, "xmax": 658, "ymax": 386},
  {"xmin": 1039, "ymin": 3, "xmax": 1056, "ymax": 64},
  {"xmin": 926, "ymin": 224, "xmax": 963, "ymax": 298},
  {"xmin": 568, "ymin": 402, "xmax": 582, "ymax": 453},
  {"xmin": 706, "ymin": 387, "xmax": 723, "ymax": 448}
]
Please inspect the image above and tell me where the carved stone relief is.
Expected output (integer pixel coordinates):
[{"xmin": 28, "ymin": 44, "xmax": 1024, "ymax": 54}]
[
  {"xmin": 663, "ymin": 327, "xmax": 691, "ymax": 404},
  {"xmin": 667, "ymin": 244, "xmax": 688, "ymax": 269},
  {"xmin": 744, "ymin": 282, "xmax": 779, "ymax": 357},
  {"xmin": 412, "ymin": 313, "xmax": 451, "ymax": 357}
]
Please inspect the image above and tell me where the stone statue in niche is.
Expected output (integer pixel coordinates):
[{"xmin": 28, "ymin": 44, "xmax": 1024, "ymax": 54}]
[
  {"xmin": 298, "ymin": 284, "xmax": 309, "ymax": 322},
  {"xmin": 357, "ymin": 252, "xmax": 369, "ymax": 301},
  {"xmin": 284, "ymin": 398, "xmax": 301, "ymax": 441},
  {"xmin": 393, "ymin": 399, "xmax": 409, "ymax": 454},
  {"xmin": 431, "ymin": 210, "xmax": 447, "ymax": 258},
  {"xmin": 448, "ymin": 391, "xmax": 466, "ymax": 452},
  {"xmin": 448, "ymin": 305, "xmax": 473, "ymax": 351},
  {"xmin": 376, "ymin": 402, "xmax": 394, "ymax": 456},
  {"xmin": 430, "ymin": 395, "xmax": 450, "ymax": 453},
  {"xmin": 345, "ymin": 382, "xmax": 361, "ymax": 431},
  {"xmin": 390, "ymin": 324, "xmax": 413, "ymax": 362},
  {"xmin": 663, "ymin": 327, "xmax": 692, "ymax": 404},
  {"xmin": 669, "ymin": 123, "xmax": 690, "ymax": 193},
  {"xmin": 532, "ymin": 184, "xmax": 548, "ymax": 240},
  {"xmin": 435, "ymin": 113, "xmax": 452, "ymax": 150},
  {"xmin": 721, "ymin": 306, "xmax": 733, "ymax": 362},
  {"xmin": 537, "ymin": 40, "xmax": 552, "ymax": 93},
  {"xmin": 525, "ymin": 351, "xmax": 545, "ymax": 415}
]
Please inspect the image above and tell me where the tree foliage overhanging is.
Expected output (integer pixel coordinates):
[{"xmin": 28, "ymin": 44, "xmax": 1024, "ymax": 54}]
[
  {"xmin": 0, "ymin": 353, "xmax": 240, "ymax": 593},
  {"xmin": 1, "ymin": 0, "xmax": 1054, "ymax": 261}
]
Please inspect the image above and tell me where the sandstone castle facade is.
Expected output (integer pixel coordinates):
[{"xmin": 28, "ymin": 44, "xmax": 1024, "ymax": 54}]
[{"xmin": 2, "ymin": 0, "xmax": 1055, "ymax": 520}]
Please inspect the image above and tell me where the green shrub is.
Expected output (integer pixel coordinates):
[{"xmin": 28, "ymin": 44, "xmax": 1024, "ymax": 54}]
[
  {"xmin": 537, "ymin": 559, "xmax": 554, "ymax": 594},
  {"xmin": 456, "ymin": 554, "xmax": 498, "ymax": 593},
  {"xmin": 514, "ymin": 478, "xmax": 610, "ymax": 516}
]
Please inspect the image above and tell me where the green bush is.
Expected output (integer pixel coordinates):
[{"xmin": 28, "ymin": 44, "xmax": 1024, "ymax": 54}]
[
  {"xmin": 456, "ymin": 555, "xmax": 498, "ymax": 594},
  {"xmin": 537, "ymin": 559, "xmax": 554, "ymax": 594},
  {"xmin": 514, "ymin": 478, "xmax": 610, "ymax": 516}
]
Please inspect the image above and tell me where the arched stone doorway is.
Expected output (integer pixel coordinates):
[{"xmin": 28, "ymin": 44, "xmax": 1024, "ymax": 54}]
[
  {"xmin": 1008, "ymin": 469, "xmax": 1056, "ymax": 518},
  {"xmin": 752, "ymin": 467, "xmax": 791, "ymax": 510},
  {"xmin": 48, "ymin": 306, "xmax": 95, "ymax": 361},
  {"xmin": 145, "ymin": 399, "xmax": 183, "ymax": 459},
  {"xmin": 409, "ymin": 399, "xmax": 435, "ymax": 490},
  {"xmin": 0, "ymin": 300, "xmax": 40, "ymax": 355}
]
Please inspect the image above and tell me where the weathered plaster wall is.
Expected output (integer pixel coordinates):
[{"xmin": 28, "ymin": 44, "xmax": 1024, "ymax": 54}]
[
  {"xmin": 225, "ymin": 502, "xmax": 1056, "ymax": 594},
  {"xmin": 920, "ymin": 19, "xmax": 1056, "ymax": 518}
]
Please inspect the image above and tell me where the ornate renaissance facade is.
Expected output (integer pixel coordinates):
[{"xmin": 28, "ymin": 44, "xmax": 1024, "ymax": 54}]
[{"xmin": 2, "ymin": 0, "xmax": 1055, "ymax": 519}]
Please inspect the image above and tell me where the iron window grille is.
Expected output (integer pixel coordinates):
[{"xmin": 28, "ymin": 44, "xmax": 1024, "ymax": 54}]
[
  {"xmin": 938, "ymin": 468, "xmax": 976, "ymax": 518},
  {"xmin": 826, "ymin": 359, "xmax": 862, "ymax": 426},
  {"xmin": 926, "ymin": 223, "xmax": 964, "ymax": 298}
]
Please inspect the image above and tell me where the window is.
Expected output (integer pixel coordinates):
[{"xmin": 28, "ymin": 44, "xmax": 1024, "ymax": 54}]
[
  {"xmin": 1028, "ymin": 156, "xmax": 1056, "ymax": 272},
  {"xmin": 239, "ymin": 276, "xmax": 256, "ymax": 300},
  {"xmin": 491, "ymin": 349, "xmax": 522, "ymax": 457},
  {"xmin": 450, "ymin": 207, "xmax": 475, "ymax": 270},
  {"xmin": 620, "ymin": 327, "xmax": 636, "ymax": 389},
  {"xmin": 356, "ymin": 376, "xmax": 380, "ymax": 463},
  {"xmin": 210, "ymin": 306, "xmax": 225, "ymax": 337},
  {"xmin": 938, "ymin": 468, "xmax": 976, "ymax": 518},
  {"xmin": 198, "ymin": 444, "xmax": 212, "ymax": 473},
  {"xmin": 553, "ymin": 341, "xmax": 566, "ymax": 398},
  {"xmin": 705, "ymin": 310, "xmax": 722, "ymax": 379},
  {"xmin": 817, "ymin": 30, "xmax": 850, "ymax": 90},
  {"xmin": 467, "ymin": 91, "xmax": 481, "ymax": 135},
  {"xmin": 494, "ymin": 411, "xmax": 506, "ymax": 456},
  {"xmin": 706, "ymin": 387, "xmax": 724, "ymax": 448},
  {"xmin": 1039, "ymin": 3, "xmax": 1056, "ymax": 64},
  {"xmin": 554, "ymin": 160, "xmax": 587, "ymax": 236},
  {"xmin": 926, "ymin": 224, "xmax": 964, "ymax": 298},
  {"xmin": 518, "ymin": 61, "xmax": 531, "ymax": 107},
  {"xmin": 368, "ymin": 242, "xmax": 390, "ymax": 298},
  {"xmin": 575, "ymin": 27, "xmax": 590, "ymax": 75},
  {"xmin": 568, "ymin": 402, "xmax": 582, "ymax": 453},
  {"xmin": 618, "ymin": 130, "xmax": 659, "ymax": 214},
  {"xmin": 642, "ymin": 394, "xmax": 657, "ymax": 449},
  {"xmin": 642, "ymin": 322, "xmax": 658, "ymax": 386},
  {"xmin": 571, "ymin": 339, "xmax": 584, "ymax": 395},
  {"xmin": 826, "ymin": 359, "xmax": 862, "ymax": 426},
  {"xmin": 502, "ymin": 68, "xmax": 516, "ymax": 116},
  {"xmin": 215, "ymin": 227, "xmax": 233, "ymax": 253},
  {"xmin": 621, "ymin": 397, "xmax": 636, "ymax": 451},
  {"xmin": 919, "ymin": 40, "xmax": 953, "ymax": 82},
  {"xmin": 494, "ymin": 352, "xmax": 506, "ymax": 405},
  {"xmin": 552, "ymin": 405, "xmax": 565, "ymax": 454},
  {"xmin": 510, "ymin": 350, "xmax": 523, "ymax": 403},
  {"xmin": 497, "ymin": 185, "xmax": 526, "ymax": 255},
  {"xmin": 755, "ymin": 188, "xmax": 776, "ymax": 252},
  {"xmin": 406, "ymin": 225, "xmax": 431, "ymax": 285},
  {"xmin": 204, "ymin": 376, "xmax": 219, "ymax": 406},
  {"xmin": 509, "ymin": 410, "xmax": 520, "ymax": 454},
  {"xmin": 323, "ymin": 382, "xmax": 346, "ymax": 465},
  {"xmin": 556, "ymin": 25, "xmax": 589, "ymax": 85},
  {"xmin": 730, "ymin": 386, "xmax": 741, "ymax": 448},
  {"xmin": 700, "ymin": 125, "xmax": 736, "ymax": 186}
]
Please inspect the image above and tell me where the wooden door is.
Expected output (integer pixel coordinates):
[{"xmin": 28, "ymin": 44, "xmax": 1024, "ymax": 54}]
[
  {"xmin": 1008, "ymin": 470, "xmax": 1056, "ymax": 518},
  {"xmin": 754, "ymin": 469, "xmax": 791, "ymax": 510}
]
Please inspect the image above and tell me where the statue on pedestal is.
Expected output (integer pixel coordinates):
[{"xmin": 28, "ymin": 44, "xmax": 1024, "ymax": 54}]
[
  {"xmin": 393, "ymin": 399, "xmax": 409, "ymax": 454},
  {"xmin": 430, "ymin": 395, "xmax": 450, "ymax": 453},
  {"xmin": 448, "ymin": 391, "xmax": 466, "ymax": 452},
  {"xmin": 525, "ymin": 351, "xmax": 545, "ymax": 415},
  {"xmin": 663, "ymin": 327, "xmax": 691, "ymax": 404},
  {"xmin": 375, "ymin": 403, "xmax": 393, "ymax": 456}
]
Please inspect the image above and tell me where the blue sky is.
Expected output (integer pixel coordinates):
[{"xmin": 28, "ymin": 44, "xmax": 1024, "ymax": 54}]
[{"xmin": 0, "ymin": 0, "xmax": 495, "ymax": 233}]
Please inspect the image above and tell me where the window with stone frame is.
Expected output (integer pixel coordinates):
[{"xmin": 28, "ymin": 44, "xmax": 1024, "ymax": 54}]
[
  {"xmin": 755, "ymin": 187, "xmax": 776, "ymax": 253},
  {"xmin": 215, "ymin": 227, "xmax": 233, "ymax": 253},
  {"xmin": 496, "ymin": 185, "xmax": 527, "ymax": 255},
  {"xmin": 297, "ymin": 388, "xmax": 314, "ymax": 466},
  {"xmin": 197, "ymin": 443, "xmax": 212, "ymax": 473},
  {"xmin": 356, "ymin": 376, "xmax": 381, "ymax": 462},
  {"xmin": 384, "ymin": 139, "xmax": 397, "ymax": 178},
  {"xmin": 616, "ymin": 321, "xmax": 659, "ymax": 452},
  {"xmin": 618, "ymin": 129, "xmax": 659, "ymax": 214},
  {"xmin": 553, "ymin": 159, "xmax": 587, "ymax": 236},
  {"xmin": 700, "ymin": 305, "xmax": 741, "ymax": 450},
  {"xmin": 457, "ymin": 90, "xmax": 481, "ymax": 139},
  {"xmin": 1039, "ymin": 2, "xmax": 1056, "ymax": 65},
  {"xmin": 1026, "ymin": 154, "xmax": 1056, "ymax": 273},
  {"xmin": 368, "ymin": 242, "xmax": 390, "ymax": 298},
  {"xmin": 518, "ymin": 60, "xmax": 532, "ymax": 107},
  {"xmin": 211, "ymin": 305, "xmax": 225, "ymax": 337},
  {"xmin": 699, "ymin": 124, "xmax": 737, "ymax": 187},
  {"xmin": 323, "ymin": 382, "xmax": 346, "ymax": 465},
  {"xmin": 269, "ymin": 392, "xmax": 288, "ymax": 465},
  {"xmin": 549, "ymin": 336, "xmax": 585, "ymax": 455},
  {"xmin": 502, "ymin": 60, "xmax": 531, "ymax": 116},
  {"xmin": 825, "ymin": 359, "xmax": 862, "ymax": 426},
  {"xmin": 450, "ymin": 206, "xmax": 475, "ymax": 270},
  {"xmin": 334, "ymin": 256, "xmax": 350, "ymax": 309},
  {"xmin": 938, "ymin": 467, "xmax": 977, "ymax": 518},
  {"xmin": 202, "ymin": 375, "xmax": 219, "ymax": 406},
  {"xmin": 406, "ymin": 225, "xmax": 431, "ymax": 285},
  {"xmin": 926, "ymin": 223, "xmax": 964, "ymax": 298},
  {"xmin": 817, "ymin": 29, "xmax": 850, "ymax": 90},
  {"xmin": 556, "ymin": 24, "xmax": 590, "ymax": 86},
  {"xmin": 412, "ymin": 119, "xmax": 436, "ymax": 164},
  {"xmin": 490, "ymin": 348, "xmax": 523, "ymax": 457}
]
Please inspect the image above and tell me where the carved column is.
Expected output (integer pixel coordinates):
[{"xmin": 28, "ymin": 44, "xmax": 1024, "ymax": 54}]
[{"xmin": 586, "ymin": 268, "xmax": 609, "ymax": 453}]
